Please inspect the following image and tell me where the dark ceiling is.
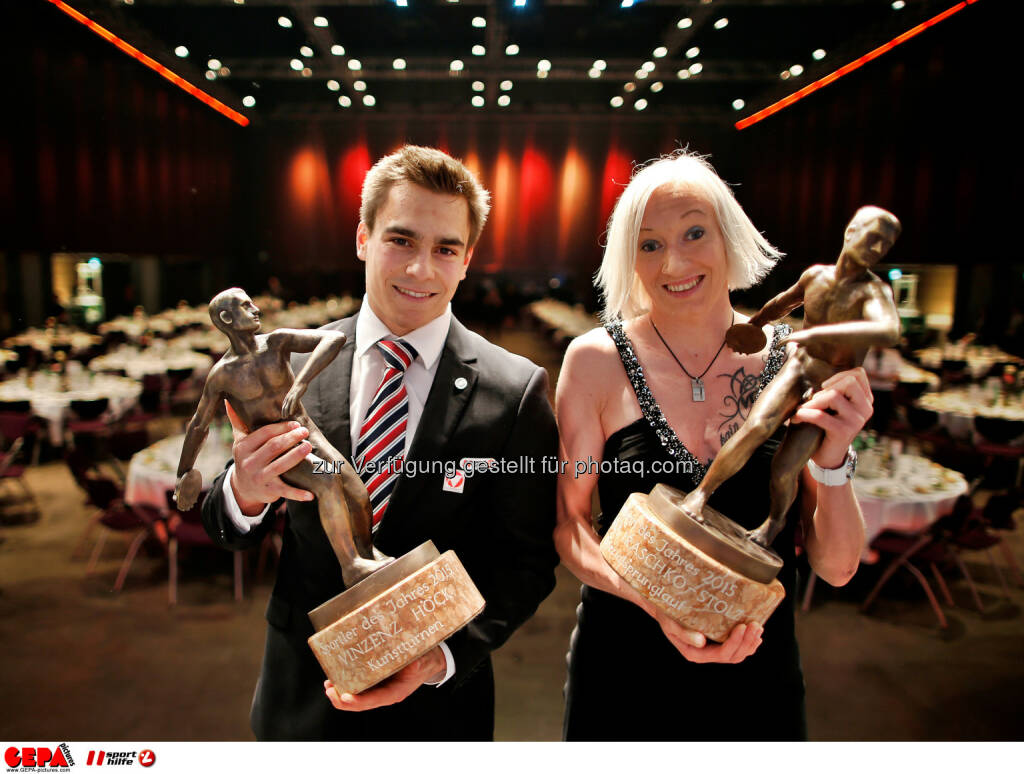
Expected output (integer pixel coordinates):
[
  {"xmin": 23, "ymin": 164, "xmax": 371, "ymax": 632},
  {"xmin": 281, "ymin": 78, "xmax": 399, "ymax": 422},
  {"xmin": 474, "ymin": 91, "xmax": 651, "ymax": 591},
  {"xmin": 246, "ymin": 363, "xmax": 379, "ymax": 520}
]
[{"xmin": 64, "ymin": 0, "xmax": 967, "ymax": 124}]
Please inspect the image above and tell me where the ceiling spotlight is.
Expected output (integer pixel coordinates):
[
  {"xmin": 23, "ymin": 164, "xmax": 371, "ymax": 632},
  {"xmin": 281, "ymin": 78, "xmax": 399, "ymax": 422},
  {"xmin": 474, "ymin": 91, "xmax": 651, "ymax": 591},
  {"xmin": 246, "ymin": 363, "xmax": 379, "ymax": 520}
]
[
  {"xmin": 812, "ymin": 49, "xmax": 826, "ymax": 61},
  {"xmin": 892, "ymin": 0, "xmax": 905, "ymax": 9},
  {"xmin": 331, "ymin": 45, "xmax": 345, "ymax": 56},
  {"xmin": 174, "ymin": 46, "xmax": 188, "ymax": 58},
  {"xmin": 218, "ymin": 66, "xmax": 230, "ymax": 77},
  {"xmin": 588, "ymin": 68, "xmax": 601, "ymax": 79},
  {"xmin": 500, "ymin": 79, "xmax": 513, "ymax": 91},
  {"xmin": 677, "ymin": 17, "xmax": 692, "ymax": 29},
  {"xmin": 300, "ymin": 46, "xmax": 313, "ymax": 58},
  {"xmin": 688, "ymin": 62, "xmax": 703, "ymax": 75},
  {"xmin": 653, "ymin": 47, "xmax": 668, "ymax": 58},
  {"xmin": 610, "ymin": 96, "xmax": 623, "ymax": 108},
  {"xmin": 289, "ymin": 59, "xmax": 303, "ymax": 71},
  {"xmin": 714, "ymin": 17, "xmax": 729, "ymax": 29},
  {"xmin": 348, "ymin": 59, "xmax": 362, "ymax": 71},
  {"xmin": 473, "ymin": 45, "xmax": 486, "ymax": 56},
  {"xmin": 514, "ymin": 0, "xmax": 526, "ymax": 6},
  {"xmin": 353, "ymin": 80, "xmax": 366, "ymax": 91},
  {"xmin": 634, "ymin": 98, "xmax": 648, "ymax": 111},
  {"xmin": 471, "ymin": 80, "xmax": 485, "ymax": 92},
  {"xmin": 450, "ymin": 59, "xmax": 465, "ymax": 72},
  {"xmin": 396, "ymin": 0, "xmax": 408, "ymax": 6},
  {"xmin": 277, "ymin": 16, "xmax": 292, "ymax": 28},
  {"xmin": 779, "ymin": 70, "xmax": 791, "ymax": 80},
  {"xmin": 642, "ymin": 61, "xmax": 655, "ymax": 72},
  {"xmin": 390, "ymin": 58, "xmax": 405, "ymax": 71},
  {"xmin": 497, "ymin": 95, "xmax": 510, "ymax": 107},
  {"xmin": 314, "ymin": 16, "xmax": 328, "ymax": 27},
  {"xmin": 301, "ymin": 67, "xmax": 312, "ymax": 77},
  {"xmin": 677, "ymin": 69, "xmax": 691, "ymax": 80},
  {"xmin": 732, "ymin": 98, "xmax": 745, "ymax": 110},
  {"xmin": 363, "ymin": 95, "xmax": 376, "ymax": 107},
  {"xmin": 205, "ymin": 70, "xmax": 216, "ymax": 80},
  {"xmin": 472, "ymin": 96, "xmax": 484, "ymax": 107},
  {"xmin": 472, "ymin": 16, "xmax": 486, "ymax": 28},
  {"xmin": 593, "ymin": 59, "xmax": 607, "ymax": 71},
  {"xmin": 233, "ymin": 0, "xmax": 244, "ymax": 5},
  {"xmin": 635, "ymin": 69, "xmax": 648, "ymax": 80},
  {"xmin": 338, "ymin": 95, "xmax": 352, "ymax": 107},
  {"xmin": 242, "ymin": 95, "xmax": 255, "ymax": 108},
  {"xmin": 650, "ymin": 81, "xmax": 663, "ymax": 93},
  {"xmin": 621, "ymin": 0, "xmax": 634, "ymax": 7},
  {"xmin": 537, "ymin": 70, "xmax": 548, "ymax": 79},
  {"xmin": 789, "ymin": 64, "xmax": 804, "ymax": 76},
  {"xmin": 505, "ymin": 44, "xmax": 519, "ymax": 56},
  {"xmin": 624, "ymin": 82, "xmax": 636, "ymax": 92},
  {"xmin": 537, "ymin": 59, "xmax": 551, "ymax": 71},
  {"xmin": 207, "ymin": 58, "xmax": 221, "ymax": 70},
  {"xmin": 327, "ymin": 80, "xmax": 340, "ymax": 91},
  {"xmin": 686, "ymin": 47, "xmax": 700, "ymax": 59}
]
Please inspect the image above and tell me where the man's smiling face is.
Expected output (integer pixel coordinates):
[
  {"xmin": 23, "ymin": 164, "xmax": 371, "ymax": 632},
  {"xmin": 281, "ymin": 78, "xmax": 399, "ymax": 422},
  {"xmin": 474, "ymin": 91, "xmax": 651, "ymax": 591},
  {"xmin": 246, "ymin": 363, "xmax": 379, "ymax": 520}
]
[{"xmin": 357, "ymin": 181, "xmax": 473, "ymax": 336}]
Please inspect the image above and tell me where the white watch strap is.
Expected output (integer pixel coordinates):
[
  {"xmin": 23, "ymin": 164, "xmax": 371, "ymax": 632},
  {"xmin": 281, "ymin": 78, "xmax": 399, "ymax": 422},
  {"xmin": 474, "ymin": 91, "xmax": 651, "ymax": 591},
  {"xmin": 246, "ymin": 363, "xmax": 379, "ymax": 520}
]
[{"xmin": 807, "ymin": 451, "xmax": 854, "ymax": 486}]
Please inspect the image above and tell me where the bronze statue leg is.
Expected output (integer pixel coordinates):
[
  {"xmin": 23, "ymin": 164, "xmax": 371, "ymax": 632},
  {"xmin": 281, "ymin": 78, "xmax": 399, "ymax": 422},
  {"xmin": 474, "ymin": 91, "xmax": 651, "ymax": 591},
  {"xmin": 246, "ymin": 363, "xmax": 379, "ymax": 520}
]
[
  {"xmin": 301, "ymin": 421, "xmax": 383, "ymax": 562},
  {"xmin": 748, "ymin": 423, "xmax": 825, "ymax": 547},
  {"xmin": 281, "ymin": 459, "xmax": 391, "ymax": 586},
  {"xmin": 682, "ymin": 358, "xmax": 804, "ymax": 518}
]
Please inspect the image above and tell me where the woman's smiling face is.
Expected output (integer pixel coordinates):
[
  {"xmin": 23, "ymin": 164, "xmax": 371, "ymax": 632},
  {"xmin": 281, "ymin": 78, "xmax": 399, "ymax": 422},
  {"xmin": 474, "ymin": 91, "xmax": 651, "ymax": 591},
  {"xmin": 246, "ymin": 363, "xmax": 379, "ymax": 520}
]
[{"xmin": 634, "ymin": 182, "xmax": 730, "ymax": 317}]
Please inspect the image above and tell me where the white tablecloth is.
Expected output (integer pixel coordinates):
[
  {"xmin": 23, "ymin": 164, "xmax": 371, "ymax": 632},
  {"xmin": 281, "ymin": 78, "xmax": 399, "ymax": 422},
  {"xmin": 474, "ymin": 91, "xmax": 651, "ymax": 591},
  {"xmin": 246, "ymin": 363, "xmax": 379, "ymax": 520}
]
[
  {"xmin": 853, "ymin": 454, "xmax": 968, "ymax": 551},
  {"xmin": 916, "ymin": 389, "xmax": 1024, "ymax": 440},
  {"xmin": 125, "ymin": 430, "xmax": 233, "ymax": 511},
  {"xmin": 88, "ymin": 347, "xmax": 212, "ymax": 379},
  {"xmin": 0, "ymin": 374, "xmax": 141, "ymax": 444}
]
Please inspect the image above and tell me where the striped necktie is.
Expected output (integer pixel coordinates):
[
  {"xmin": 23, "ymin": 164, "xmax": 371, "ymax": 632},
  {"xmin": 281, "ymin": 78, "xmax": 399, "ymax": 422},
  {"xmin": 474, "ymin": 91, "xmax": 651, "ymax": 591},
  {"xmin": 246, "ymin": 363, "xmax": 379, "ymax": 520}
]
[{"xmin": 355, "ymin": 338, "xmax": 418, "ymax": 526}]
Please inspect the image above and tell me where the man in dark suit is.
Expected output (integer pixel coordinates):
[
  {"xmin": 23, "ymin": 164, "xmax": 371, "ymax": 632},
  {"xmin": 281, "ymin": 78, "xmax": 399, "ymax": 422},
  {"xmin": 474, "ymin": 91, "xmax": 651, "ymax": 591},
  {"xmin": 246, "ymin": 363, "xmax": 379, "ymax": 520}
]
[{"xmin": 201, "ymin": 145, "xmax": 559, "ymax": 740}]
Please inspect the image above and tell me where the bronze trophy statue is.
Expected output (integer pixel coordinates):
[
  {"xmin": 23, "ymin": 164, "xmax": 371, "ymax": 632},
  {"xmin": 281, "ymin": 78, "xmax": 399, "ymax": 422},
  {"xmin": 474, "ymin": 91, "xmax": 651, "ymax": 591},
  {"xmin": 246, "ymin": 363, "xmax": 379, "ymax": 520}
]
[
  {"xmin": 601, "ymin": 206, "xmax": 902, "ymax": 640},
  {"xmin": 175, "ymin": 288, "xmax": 483, "ymax": 694}
]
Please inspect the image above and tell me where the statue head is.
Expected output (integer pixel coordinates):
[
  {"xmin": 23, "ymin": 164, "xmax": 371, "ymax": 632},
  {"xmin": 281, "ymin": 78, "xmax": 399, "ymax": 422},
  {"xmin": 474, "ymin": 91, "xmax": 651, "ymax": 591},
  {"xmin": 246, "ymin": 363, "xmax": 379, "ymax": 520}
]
[
  {"xmin": 843, "ymin": 206, "xmax": 901, "ymax": 268},
  {"xmin": 209, "ymin": 288, "xmax": 261, "ymax": 335}
]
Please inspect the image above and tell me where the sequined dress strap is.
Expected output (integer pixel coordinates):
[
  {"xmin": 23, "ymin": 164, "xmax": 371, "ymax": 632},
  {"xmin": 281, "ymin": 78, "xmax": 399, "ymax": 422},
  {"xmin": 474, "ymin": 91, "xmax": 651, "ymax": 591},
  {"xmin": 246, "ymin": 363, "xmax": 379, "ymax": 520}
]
[{"xmin": 603, "ymin": 318, "xmax": 791, "ymax": 488}]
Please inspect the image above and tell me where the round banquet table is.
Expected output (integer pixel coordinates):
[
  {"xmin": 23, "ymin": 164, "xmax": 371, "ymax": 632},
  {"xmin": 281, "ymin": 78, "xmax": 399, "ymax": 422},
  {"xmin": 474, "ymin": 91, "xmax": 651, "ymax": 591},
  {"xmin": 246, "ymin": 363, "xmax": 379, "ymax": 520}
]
[
  {"xmin": 0, "ymin": 373, "xmax": 141, "ymax": 445},
  {"xmin": 916, "ymin": 389, "xmax": 1024, "ymax": 441},
  {"xmin": 125, "ymin": 430, "xmax": 233, "ymax": 511},
  {"xmin": 88, "ymin": 346, "xmax": 212, "ymax": 380},
  {"xmin": 853, "ymin": 453, "xmax": 968, "ymax": 557}
]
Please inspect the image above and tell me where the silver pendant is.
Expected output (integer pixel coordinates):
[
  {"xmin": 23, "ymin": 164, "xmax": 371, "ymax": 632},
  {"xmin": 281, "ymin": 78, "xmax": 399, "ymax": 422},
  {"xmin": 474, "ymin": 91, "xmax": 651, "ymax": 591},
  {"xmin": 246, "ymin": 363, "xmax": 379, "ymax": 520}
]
[{"xmin": 692, "ymin": 378, "xmax": 706, "ymax": 402}]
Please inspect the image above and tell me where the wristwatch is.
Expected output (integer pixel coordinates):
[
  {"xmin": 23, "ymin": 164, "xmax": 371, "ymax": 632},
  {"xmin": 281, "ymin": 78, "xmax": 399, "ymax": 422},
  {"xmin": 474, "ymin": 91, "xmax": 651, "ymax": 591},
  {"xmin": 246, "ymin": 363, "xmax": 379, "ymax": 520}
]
[{"xmin": 807, "ymin": 449, "xmax": 858, "ymax": 486}]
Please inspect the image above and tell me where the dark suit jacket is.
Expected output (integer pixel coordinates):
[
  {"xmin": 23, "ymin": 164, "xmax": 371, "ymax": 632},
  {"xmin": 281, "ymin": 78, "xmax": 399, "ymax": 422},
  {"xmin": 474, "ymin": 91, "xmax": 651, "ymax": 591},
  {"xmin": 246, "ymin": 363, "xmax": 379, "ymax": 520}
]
[{"xmin": 202, "ymin": 314, "xmax": 559, "ymax": 741}]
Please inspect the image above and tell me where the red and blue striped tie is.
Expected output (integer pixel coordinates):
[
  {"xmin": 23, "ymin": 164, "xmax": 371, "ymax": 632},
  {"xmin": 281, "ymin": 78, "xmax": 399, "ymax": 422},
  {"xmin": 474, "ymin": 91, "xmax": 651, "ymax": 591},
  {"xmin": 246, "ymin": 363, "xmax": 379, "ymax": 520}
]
[{"xmin": 355, "ymin": 339, "xmax": 418, "ymax": 526}]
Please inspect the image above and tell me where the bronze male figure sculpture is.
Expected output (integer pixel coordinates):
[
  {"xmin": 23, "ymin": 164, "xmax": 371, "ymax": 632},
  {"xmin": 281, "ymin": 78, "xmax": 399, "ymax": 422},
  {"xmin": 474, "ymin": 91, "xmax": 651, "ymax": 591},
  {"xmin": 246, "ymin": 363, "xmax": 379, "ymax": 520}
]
[
  {"xmin": 174, "ymin": 288, "xmax": 390, "ymax": 586},
  {"xmin": 681, "ymin": 206, "xmax": 902, "ymax": 547}
]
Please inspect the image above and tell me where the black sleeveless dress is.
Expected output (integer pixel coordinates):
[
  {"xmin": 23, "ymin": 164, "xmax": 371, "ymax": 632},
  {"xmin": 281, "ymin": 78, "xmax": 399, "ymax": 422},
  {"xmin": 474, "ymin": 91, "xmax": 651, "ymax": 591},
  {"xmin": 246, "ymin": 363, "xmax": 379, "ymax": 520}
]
[{"xmin": 562, "ymin": 320, "xmax": 807, "ymax": 741}]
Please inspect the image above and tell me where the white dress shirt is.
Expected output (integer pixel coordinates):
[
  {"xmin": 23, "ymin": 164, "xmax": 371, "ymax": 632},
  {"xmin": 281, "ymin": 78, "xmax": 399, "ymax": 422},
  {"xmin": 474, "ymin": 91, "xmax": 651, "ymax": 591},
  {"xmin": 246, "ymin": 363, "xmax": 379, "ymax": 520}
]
[{"xmin": 220, "ymin": 295, "xmax": 455, "ymax": 685}]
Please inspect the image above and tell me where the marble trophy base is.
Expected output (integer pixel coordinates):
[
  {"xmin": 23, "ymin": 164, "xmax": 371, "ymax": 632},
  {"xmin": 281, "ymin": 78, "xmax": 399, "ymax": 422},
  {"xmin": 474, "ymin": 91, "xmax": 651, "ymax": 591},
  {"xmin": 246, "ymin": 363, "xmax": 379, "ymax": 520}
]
[
  {"xmin": 601, "ymin": 484, "xmax": 785, "ymax": 642},
  {"xmin": 307, "ymin": 541, "xmax": 484, "ymax": 695}
]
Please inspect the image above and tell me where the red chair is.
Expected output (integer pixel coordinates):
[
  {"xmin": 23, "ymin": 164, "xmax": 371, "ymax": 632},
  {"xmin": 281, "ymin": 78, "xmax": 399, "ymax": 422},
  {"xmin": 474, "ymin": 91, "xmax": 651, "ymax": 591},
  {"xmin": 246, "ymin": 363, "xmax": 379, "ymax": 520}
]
[
  {"xmin": 0, "ymin": 412, "xmax": 41, "ymax": 523},
  {"xmin": 164, "ymin": 490, "xmax": 242, "ymax": 605}
]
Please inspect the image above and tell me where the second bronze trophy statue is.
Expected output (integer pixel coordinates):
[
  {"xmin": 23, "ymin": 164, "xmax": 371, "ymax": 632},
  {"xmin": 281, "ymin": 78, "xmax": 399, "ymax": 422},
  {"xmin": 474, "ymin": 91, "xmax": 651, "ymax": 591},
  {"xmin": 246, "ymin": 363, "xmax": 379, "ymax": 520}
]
[{"xmin": 174, "ymin": 288, "xmax": 484, "ymax": 695}]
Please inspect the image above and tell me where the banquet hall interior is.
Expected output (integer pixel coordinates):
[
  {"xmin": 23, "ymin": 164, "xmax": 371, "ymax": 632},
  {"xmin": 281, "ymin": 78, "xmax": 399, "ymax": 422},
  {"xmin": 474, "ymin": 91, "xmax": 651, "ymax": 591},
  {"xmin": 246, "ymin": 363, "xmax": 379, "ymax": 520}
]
[{"xmin": 1, "ymin": 0, "xmax": 1021, "ymax": 742}]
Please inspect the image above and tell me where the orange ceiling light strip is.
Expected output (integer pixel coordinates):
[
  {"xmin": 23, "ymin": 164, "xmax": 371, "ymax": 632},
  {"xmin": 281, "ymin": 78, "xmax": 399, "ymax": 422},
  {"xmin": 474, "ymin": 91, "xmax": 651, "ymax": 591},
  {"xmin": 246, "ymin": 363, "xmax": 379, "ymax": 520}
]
[
  {"xmin": 46, "ymin": 0, "xmax": 249, "ymax": 127},
  {"xmin": 735, "ymin": 0, "xmax": 980, "ymax": 131}
]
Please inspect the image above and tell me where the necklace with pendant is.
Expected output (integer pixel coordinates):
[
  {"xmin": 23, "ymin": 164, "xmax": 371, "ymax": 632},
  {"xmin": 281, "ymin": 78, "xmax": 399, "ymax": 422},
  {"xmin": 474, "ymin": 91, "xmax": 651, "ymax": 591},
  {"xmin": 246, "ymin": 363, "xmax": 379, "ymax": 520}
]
[{"xmin": 650, "ymin": 312, "xmax": 735, "ymax": 402}]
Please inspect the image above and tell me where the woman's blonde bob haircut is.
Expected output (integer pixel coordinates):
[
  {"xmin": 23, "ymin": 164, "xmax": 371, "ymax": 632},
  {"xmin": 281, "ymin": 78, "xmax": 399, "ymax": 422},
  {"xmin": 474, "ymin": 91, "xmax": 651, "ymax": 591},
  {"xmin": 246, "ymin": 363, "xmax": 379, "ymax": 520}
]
[{"xmin": 597, "ymin": 150, "xmax": 782, "ymax": 323}]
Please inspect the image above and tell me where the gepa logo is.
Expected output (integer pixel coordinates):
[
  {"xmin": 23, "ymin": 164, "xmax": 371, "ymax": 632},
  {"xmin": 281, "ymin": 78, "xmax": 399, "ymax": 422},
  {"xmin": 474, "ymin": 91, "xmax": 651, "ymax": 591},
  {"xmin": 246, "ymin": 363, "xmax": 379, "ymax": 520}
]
[{"xmin": 4, "ymin": 744, "xmax": 74, "ymax": 770}]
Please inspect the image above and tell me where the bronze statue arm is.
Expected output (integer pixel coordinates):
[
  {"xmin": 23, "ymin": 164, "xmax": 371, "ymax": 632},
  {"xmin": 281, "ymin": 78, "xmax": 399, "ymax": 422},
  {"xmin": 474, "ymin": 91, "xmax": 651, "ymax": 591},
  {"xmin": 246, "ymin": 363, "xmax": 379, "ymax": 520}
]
[
  {"xmin": 269, "ymin": 329, "xmax": 347, "ymax": 417},
  {"xmin": 174, "ymin": 374, "xmax": 225, "ymax": 509},
  {"xmin": 746, "ymin": 275, "xmax": 809, "ymax": 328},
  {"xmin": 785, "ymin": 292, "xmax": 899, "ymax": 350}
]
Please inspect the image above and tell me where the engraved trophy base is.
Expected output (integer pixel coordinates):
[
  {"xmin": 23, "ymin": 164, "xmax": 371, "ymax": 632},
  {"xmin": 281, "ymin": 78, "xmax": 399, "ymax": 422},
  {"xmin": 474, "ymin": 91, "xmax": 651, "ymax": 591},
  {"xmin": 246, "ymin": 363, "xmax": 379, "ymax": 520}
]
[
  {"xmin": 307, "ymin": 541, "xmax": 485, "ymax": 696},
  {"xmin": 600, "ymin": 484, "xmax": 785, "ymax": 642}
]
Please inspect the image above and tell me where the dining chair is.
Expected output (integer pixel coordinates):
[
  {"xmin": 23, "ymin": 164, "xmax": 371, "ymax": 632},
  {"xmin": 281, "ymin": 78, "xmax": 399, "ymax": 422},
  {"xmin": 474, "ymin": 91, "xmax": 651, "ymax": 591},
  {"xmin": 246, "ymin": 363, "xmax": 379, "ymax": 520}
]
[{"xmin": 163, "ymin": 490, "xmax": 243, "ymax": 605}]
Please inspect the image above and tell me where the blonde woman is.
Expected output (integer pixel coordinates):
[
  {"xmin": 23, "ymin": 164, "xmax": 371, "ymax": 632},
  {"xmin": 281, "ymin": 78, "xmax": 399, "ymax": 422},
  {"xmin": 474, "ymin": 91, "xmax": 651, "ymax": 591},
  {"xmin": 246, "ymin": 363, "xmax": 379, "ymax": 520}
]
[{"xmin": 555, "ymin": 151, "xmax": 870, "ymax": 740}]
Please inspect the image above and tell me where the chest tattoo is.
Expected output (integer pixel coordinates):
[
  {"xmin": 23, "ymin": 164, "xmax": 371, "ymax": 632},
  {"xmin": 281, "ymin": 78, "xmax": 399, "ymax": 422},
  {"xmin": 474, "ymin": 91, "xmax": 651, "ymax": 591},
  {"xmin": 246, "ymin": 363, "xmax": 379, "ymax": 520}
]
[{"xmin": 717, "ymin": 366, "xmax": 761, "ymax": 445}]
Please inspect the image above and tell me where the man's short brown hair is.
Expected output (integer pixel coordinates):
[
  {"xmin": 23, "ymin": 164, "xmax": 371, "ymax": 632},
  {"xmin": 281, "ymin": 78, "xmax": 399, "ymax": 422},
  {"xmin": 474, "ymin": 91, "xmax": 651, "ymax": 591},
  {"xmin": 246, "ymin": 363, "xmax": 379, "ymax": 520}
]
[{"xmin": 359, "ymin": 145, "xmax": 491, "ymax": 247}]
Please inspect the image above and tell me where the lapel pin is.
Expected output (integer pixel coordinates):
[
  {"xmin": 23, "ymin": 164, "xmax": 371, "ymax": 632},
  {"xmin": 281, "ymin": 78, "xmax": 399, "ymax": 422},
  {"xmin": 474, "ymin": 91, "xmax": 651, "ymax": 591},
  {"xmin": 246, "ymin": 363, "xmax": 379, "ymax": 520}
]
[{"xmin": 454, "ymin": 377, "xmax": 468, "ymax": 391}]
